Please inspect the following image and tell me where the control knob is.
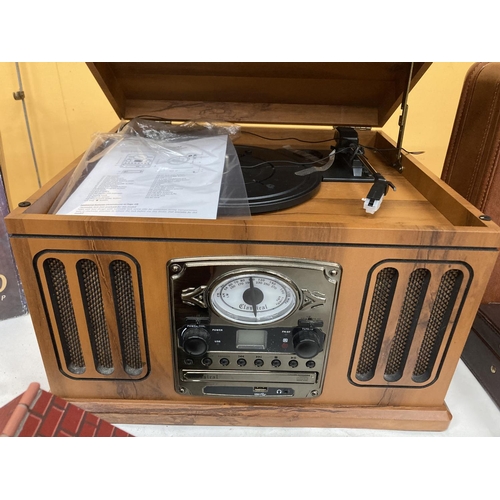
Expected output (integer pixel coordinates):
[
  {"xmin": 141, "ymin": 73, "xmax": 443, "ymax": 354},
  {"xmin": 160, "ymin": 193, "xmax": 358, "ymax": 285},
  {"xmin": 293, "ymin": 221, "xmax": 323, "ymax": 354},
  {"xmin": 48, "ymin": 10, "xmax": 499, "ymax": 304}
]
[
  {"xmin": 180, "ymin": 326, "xmax": 210, "ymax": 357},
  {"xmin": 292, "ymin": 318, "xmax": 325, "ymax": 359}
]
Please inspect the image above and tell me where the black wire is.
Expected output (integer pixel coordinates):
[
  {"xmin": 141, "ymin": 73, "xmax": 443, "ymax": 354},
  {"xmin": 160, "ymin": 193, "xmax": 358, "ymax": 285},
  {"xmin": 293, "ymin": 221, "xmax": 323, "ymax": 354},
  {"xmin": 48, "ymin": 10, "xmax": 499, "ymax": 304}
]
[
  {"xmin": 133, "ymin": 115, "xmax": 171, "ymax": 122},
  {"xmin": 240, "ymin": 130, "xmax": 336, "ymax": 144},
  {"xmin": 241, "ymin": 130, "xmax": 425, "ymax": 155},
  {"xmin": 119, "ymin": 117, "xmax": 425, "ymax": 155},
  {"xmin": 241, "ymin": 131, "xmax": 424, "ymax": 154}
]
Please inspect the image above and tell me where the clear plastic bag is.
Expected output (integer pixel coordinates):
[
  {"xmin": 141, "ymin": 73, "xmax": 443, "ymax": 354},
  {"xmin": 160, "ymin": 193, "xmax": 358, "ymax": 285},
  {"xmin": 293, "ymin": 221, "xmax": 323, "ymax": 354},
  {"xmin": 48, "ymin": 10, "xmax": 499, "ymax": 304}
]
[
  {"xmin": 119, "ymin": 117, "xmax": 241, "ymax": 142},
  {"xmin": 49, "ymin": 120, "xmax": 250, "ymax": 219}
]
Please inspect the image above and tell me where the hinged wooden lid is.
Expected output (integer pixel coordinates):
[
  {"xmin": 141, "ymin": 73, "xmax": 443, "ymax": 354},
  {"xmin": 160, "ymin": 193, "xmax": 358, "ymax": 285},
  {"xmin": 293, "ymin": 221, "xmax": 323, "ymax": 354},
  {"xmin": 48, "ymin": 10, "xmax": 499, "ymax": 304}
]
[{"xmin": 88, "ymin": 62, "xmax": 430, "ymax": 127}]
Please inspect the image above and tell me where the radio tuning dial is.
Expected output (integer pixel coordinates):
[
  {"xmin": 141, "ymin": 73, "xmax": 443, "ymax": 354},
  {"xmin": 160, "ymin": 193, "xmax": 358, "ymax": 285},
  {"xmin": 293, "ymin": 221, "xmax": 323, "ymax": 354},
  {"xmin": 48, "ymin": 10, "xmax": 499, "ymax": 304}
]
[
  {"xmin": 181, "ymin": 327, "xmax": 210, "ymax": 357},
  {"xmin": 209, "ymin": 271, "xmax": 298, "ymax": 325},
  {"xmin": 292, "ymin": 319, "xmax": 325, "ymax": 359}
]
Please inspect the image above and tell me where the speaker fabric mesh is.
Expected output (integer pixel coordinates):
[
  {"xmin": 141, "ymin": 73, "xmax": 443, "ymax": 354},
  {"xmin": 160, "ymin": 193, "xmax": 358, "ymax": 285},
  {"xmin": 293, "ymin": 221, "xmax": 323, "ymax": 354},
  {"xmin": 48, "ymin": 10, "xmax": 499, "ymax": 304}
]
[
  {"xmin": 413, "ymin": 269, "xmax": 464, "ymax": 382},
  {"xmin": 77, "ymin": 259, "xmax": 114, "ymax": 375},
  {"xmin": 356, "ymin": 267, "xmax": 398, "ymax": 381},
  {"xmin": 43, "ymin": 258, "xmax": 86, "ymax": 374},
  {"xmin": 351, "ymin": 261, "xmax": 470, "ymax": 388},
  {"xmin": 384, "ymin": 268, "xmax": 430, "ymax": 381},
  {"xmin": 37, "ymin": 252, "xmax": 148, "ymax": 380},
  {"xmin": 110, "ymin": 260, "xmax": 143, "ymax": 376}
]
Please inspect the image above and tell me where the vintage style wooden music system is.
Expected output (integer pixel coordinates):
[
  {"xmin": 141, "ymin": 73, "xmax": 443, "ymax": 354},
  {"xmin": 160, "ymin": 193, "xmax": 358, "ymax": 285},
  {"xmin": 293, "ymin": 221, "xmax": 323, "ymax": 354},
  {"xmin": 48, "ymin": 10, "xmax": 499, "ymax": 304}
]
[{"xmin": 6, "ymin": 63, "xmax": 500, "ymax": 430}]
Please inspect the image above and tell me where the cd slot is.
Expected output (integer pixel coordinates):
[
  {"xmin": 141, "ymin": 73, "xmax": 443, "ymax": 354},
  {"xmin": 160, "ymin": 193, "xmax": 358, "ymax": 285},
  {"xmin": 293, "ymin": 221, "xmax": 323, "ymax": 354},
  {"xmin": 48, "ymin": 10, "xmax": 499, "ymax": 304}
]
[{"xmin": 181, "ymin": 370, "xmax": 317, "ymax": 384}]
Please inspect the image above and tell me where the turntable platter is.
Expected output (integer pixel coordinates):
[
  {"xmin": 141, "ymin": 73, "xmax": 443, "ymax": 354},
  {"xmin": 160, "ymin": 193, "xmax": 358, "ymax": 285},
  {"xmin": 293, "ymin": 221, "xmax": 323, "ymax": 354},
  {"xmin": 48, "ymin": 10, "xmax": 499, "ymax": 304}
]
[{"xmin": 230, "ymin": 146, "xmax": 323, "ymax": 214}]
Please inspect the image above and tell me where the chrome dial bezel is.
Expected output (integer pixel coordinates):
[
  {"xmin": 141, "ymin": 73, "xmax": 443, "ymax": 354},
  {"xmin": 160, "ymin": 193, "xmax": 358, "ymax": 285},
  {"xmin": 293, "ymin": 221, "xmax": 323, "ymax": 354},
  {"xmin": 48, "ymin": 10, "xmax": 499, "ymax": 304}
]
[{"xmin": 208, "ymin": 270, "xmax": 300, "ymax": 325}]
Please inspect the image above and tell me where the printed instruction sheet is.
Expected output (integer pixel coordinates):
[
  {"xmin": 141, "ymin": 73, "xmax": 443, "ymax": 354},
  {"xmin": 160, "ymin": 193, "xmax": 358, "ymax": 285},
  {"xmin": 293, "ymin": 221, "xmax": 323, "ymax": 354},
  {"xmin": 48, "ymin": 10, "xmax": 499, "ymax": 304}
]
[{"xmin": 56, "ymin": 135, "xmax": 228, "ymax": 219}]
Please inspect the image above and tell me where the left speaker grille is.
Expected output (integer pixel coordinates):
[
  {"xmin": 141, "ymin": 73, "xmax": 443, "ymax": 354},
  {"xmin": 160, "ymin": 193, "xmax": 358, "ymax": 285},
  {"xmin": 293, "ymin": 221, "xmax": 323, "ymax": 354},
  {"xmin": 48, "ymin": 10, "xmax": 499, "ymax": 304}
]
[
  {"xmin": 43, "ymin": 258, "xmax": 86, "ymax": 374},
  {"xmin": 37, "ymin": 252, "xmax": 147, "ymax": 380}
]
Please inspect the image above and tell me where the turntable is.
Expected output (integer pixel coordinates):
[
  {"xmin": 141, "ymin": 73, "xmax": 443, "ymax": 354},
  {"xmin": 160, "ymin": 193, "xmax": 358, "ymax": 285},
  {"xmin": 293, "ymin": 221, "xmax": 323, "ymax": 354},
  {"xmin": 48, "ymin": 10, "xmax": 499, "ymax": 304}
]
[
  {"xmin": 234, "ymin": 144, "xmax": 325, "ymax": 214},
  {"xmin": 5, "ymin": 63, "xmax": 500, "ymax": 431},
  {"xmin": 232, "ymin": 126, "xmax": 377, "ymax": 214}
]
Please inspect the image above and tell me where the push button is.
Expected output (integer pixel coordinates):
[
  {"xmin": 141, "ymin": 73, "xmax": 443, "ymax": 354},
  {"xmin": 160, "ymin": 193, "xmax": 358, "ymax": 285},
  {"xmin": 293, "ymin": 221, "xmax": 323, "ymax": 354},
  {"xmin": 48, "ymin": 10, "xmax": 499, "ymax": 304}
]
[
  {"xmin": 237, "ymin": 358, "xmax": 247, "ymax": 367},
  {"xmin": 219, "ymin": 358, "xmax": 230, "ymax": 366},
  {"xmin": 288, "ymin": 360, "xmax": 298, "ymax": 368},
  {"xmin": 271, "ymin": 359, "xmax": 281, "ymax": 368},
  {"xmin": 254, "ymin": 359, "xmax": 264, "ymax": 367}
]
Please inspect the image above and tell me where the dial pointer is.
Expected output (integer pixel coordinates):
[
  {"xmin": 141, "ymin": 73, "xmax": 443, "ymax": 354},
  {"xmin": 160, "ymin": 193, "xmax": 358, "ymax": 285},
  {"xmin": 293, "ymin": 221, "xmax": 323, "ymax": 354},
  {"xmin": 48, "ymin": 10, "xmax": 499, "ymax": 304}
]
[{"xmin": 249, "ymin": 277, "xmax": 257, "ymax": 317}]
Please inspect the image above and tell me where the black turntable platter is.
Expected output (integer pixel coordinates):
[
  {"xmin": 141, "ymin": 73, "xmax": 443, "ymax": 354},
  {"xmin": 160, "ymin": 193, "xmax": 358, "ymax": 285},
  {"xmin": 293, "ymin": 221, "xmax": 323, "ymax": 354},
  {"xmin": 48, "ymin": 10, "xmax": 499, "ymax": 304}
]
[{"xmin": 231, "ymin": 146, "xmax": 324, "ymax": 214}]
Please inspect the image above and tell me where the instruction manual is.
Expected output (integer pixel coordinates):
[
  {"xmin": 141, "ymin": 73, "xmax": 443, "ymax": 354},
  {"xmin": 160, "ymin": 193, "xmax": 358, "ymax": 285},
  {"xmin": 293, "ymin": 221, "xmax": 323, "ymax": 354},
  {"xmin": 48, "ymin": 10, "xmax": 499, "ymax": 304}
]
[{"xmin": 56, "ymin": 135, "xmax": 228, "ymax": 219}]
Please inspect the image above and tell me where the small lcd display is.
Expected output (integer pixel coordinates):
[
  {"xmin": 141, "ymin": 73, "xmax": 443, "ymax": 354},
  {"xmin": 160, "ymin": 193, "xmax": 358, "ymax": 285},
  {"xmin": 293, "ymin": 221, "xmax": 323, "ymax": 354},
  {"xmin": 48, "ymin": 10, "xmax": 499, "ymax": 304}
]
[{"xmin": 236, "ymin": 330, "xmax": 267, "ymax": 350}]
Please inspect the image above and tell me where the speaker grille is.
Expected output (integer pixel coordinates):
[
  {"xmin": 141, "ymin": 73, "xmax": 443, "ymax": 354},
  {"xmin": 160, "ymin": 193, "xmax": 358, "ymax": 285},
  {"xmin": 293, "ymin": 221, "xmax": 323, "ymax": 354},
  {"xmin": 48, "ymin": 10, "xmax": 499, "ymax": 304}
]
[
  {"xmin": 37, "ymin": 252, "xmax": 147, "ymax": 380},
  {"xmin": 77, "ymin": 259, "xmax": 114, "ymax": 375},
  {"xmin": 110, "ymin": 259, "xmax": 143, "ymax": 376},
  {"xmin": 413, "ymin": 269, "xmax": 464, "ymax": 382},
  {"xmin": 356, "ymin": 267, "xmax": 398, "ymax": 381},
  {"xmin": 43, "ymin": 258, "xmax": 85, "ymax": 374},
  {"xmin": 351, "ymin": 261, "xmax": 470, "ymax": 387},
  {"xmin": 384, "ymin": 268, "xmax": 430, "ymax": 382}
]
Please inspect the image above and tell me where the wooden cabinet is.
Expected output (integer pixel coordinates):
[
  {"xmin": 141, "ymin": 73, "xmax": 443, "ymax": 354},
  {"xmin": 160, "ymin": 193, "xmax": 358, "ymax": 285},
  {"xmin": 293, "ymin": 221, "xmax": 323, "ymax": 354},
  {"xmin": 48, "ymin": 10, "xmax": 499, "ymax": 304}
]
[{"xmin": 6, "ymin": 63, "xmax": 500, "ymax": 430}]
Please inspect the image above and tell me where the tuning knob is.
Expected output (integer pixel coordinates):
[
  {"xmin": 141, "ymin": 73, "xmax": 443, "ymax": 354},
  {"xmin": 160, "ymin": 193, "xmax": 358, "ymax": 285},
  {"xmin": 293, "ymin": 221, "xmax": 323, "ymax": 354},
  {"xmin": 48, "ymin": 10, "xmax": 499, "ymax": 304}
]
[
  {"xmin": 181, "ymin": 327, "xmax": 210, "ymax": 356},
  {"xmin": 292, "ymin": 319, "xmax": 325, "ymax": 359}
]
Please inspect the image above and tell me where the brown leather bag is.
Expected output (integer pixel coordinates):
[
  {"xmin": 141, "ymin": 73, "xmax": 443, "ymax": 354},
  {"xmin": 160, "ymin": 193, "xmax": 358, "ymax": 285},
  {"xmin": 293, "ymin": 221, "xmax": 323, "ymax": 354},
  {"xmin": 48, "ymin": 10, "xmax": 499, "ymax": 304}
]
[
  {"xmin": 441, "ymin": 62, "xmax": 500, "ymax": 304},
  {"xmin": 441, "ymin": 62, "xmax": 500, "ymax": 407}
]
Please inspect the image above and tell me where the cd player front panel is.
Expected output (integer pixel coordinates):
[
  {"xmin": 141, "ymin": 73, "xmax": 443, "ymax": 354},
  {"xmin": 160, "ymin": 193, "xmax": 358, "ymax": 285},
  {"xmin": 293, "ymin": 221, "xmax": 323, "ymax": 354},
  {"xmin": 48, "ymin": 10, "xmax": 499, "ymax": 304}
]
[
  {"xmin": 15, "ymin": 235, "xmax": 497, "ymax": 408},
  {"xmin": 168, "ymin": 256, "xmax": 341, "ymax": 399}
]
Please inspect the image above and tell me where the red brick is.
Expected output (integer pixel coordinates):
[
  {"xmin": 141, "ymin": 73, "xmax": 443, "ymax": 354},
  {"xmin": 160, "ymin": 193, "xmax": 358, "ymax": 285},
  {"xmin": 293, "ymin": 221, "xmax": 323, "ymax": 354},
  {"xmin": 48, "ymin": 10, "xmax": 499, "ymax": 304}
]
[
  {"xmin": 79, "ymin": 421, "xmax": 97, "ymax": 437},
  {"xmin": 60, "ymin": 404, "xmax": 85, "ymax": 434},
  {"xmin": 56, "ymin": 430, "xmax": 71, "ymax": 437},
  {"xmin": 18, "ymin": 414, "xmax": 42, "ymax": 437},
  {"xmin": 84, "ymin": 412, "xmax": 99, "ymax": 426},
  {"xmin": 38, "ymin": 405, "xmax": 64, "ymax": 437},
  {"xmin": 52, "ymin": 396, "xmax": 69, "ymax": 411},
  {"xmin": 31, "ymin": 390, "xmax": 53, "ymax": 417},
  {"xmin": 112, "ymin": 427, "xmax": 132, "ymax": 437},
  {"xmin": 96, "ymin": 420, "xmax": 115, "ymax": 437}
]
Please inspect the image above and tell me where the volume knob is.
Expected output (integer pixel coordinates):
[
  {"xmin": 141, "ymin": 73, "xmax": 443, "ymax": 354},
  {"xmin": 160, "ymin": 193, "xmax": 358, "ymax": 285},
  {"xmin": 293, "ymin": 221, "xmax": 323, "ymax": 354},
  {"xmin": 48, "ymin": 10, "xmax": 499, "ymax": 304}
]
[
  {"xmin": 292, "ymin": 320, "xmax": 325, "ymax": 359},
  {"xmin": 181, "ymin": 327, "xmax": 210, "ymax": 357}
]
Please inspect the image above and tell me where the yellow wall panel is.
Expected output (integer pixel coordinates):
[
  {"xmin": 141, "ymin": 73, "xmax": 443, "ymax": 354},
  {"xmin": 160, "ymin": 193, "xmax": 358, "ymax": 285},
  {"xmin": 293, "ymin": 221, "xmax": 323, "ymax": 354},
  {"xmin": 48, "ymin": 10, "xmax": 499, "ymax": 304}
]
[
  {"xmin": 0, "ymin": 62, "xmax": 41, "ymax": 206},
  {"xmin": 0, "ymin": 62, "xmax": 118, "ymax": 207},
  {"xmin": 55, "ymin": 63, "xmax": 120, "ymax": 156},
  {"xmin": 19, "ymin": 63, "xmax": 76, "ymax": 185}
]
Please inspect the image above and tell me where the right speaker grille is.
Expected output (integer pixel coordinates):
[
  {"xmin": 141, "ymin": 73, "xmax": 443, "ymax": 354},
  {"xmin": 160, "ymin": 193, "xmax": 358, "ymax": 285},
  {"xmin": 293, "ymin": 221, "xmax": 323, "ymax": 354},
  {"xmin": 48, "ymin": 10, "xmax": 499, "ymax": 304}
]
[{"xmin": 351, "ymin": 261, "xmax": 470, "ymax": 387}]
